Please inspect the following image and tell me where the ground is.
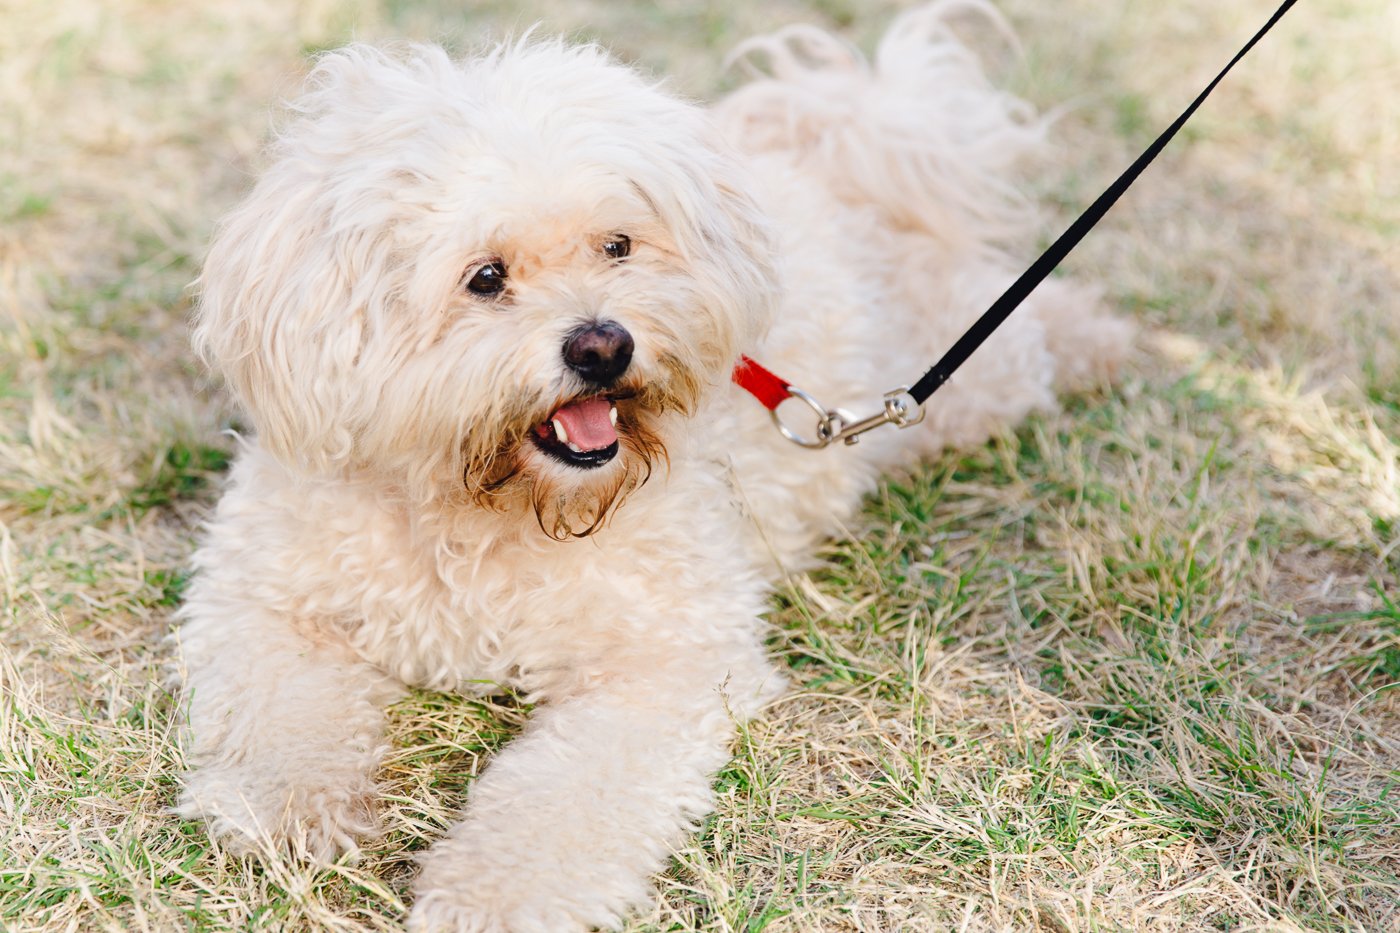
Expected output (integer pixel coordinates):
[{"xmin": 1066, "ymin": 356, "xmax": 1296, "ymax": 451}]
[{"xmin": 2, "ymin": 0, "xmax": 1398, "ymax": 930}]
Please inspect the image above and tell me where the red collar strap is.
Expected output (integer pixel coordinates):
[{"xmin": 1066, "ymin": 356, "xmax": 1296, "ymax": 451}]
[{"xmin": 731, "ymin": 355, "xmax": 791, "ymax": 411}]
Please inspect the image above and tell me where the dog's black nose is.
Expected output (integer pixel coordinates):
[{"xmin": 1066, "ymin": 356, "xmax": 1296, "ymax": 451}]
[{"xmin": 562, "ymin": 321, "xmax": 633, "ymax": 386}]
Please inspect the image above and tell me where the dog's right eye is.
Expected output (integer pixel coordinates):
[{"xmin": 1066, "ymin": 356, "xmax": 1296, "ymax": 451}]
[{"xmin": 465, "ymin": 261, "xmax": 508, "ymax": 297}]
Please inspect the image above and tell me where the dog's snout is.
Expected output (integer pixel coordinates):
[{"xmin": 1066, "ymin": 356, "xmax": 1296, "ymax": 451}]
[{"xmin": 563, "ymin": 321, "xmax": 634, "ymax": 386}]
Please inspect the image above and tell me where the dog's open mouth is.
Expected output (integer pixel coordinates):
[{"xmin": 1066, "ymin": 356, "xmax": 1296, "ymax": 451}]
[{"xmin": 530, "ymin": 396, "xmax": 620, "ymax": 469}]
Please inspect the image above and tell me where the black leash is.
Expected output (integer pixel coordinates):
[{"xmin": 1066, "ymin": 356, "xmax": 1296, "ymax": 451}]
[
  {"xmin": 737, "ymin": 0, "xmax": 1300, "ymax": 448},
  {"xmin": 907, "ymin": 0, "xmax": 1299, "ymax": 407}
]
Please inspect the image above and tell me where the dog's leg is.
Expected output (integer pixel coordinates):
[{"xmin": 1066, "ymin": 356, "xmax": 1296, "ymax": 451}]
[
  {"xmin": 175, "ymin": 598, "xmax": 401, "ymax": 860},
  {"xmin": 408, "ymin": 651, "xmax": 766, "ymax": 933}
]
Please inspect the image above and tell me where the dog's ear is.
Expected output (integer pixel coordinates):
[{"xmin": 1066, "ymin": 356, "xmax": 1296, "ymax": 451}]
[
  {"xmin": 192, "ymin": 47, "xmax": 428, "ymax": 471},
  {"xmin": 630, "ymin": 120, "xmax": 778, "ymax": 386},
  {"xmin": 695, "ymin": 142, "xmax": 779, "ymax": 354},
  {"xmin": 192, "ymin": 171, "xmax": 374, "ymax": 470}
]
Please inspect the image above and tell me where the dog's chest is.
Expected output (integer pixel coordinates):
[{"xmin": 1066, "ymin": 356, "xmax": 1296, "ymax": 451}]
[
  {"xmin": 316, "ymin": 506, "xmax": 631, "ymax": 693},
  {"xmin": 324, "ymin": 478, "xmax": 765, "ymax": 694},
  {"xmin": 322, "ymin": 524, "xmax": 551, "ymax": 692}
]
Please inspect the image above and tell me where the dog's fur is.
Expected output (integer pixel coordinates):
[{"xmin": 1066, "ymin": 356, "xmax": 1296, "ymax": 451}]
[{"xmin": 177, "ymin": 3, "xmax": 1130, "ymax": 929}]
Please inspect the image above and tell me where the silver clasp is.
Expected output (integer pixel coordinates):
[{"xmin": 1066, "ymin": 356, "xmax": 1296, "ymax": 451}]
[{"xmin": 771, "ymin": 384, "xmax": 925, "ymax": 449}]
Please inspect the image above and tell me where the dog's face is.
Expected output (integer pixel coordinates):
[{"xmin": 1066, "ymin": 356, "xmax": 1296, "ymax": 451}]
[{"xmin": 195, "ymin": 40, "xmax": 774, "ymax": 534}]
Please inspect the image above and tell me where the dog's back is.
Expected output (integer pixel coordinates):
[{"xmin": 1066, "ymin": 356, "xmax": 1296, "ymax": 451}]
[{"xmin": 710, "ymin": 1, "xmax": 1130, "ymax": 571}]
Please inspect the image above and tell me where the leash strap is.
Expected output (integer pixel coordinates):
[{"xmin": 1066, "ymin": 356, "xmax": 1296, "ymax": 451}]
[
  {"xmin": 733, "ymin": 0, "xmax": 1298, "ymax": 445},
  {"xmin": 906, "ymin": 0, "xmax": 1297, "ymax": 406}
]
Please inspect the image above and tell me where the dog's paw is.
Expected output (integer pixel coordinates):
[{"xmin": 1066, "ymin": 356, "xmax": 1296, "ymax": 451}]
[
  {"xmin": 177, "ymin": 765, "xmax": 380, "ymax": 862},
  {"xmin": 407, "ymin": 892, "xmax": 534, "ymax": 933},
  {"xmin": 407, "ymin": 888, "xmax": 617, "ymax": 933},
  {"xmin": 408, "ymin": 834, "xmax": 640, "ymax": 933}
]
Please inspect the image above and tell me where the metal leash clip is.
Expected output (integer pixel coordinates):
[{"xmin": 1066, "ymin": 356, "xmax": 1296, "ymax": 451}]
[{"xmin": 772, "ymin": 385, "xmax": 926, "ymax": 449}]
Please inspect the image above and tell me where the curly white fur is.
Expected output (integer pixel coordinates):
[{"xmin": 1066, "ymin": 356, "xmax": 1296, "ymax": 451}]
[{"xmin": 177, "ymin": 3, "xmax": 1130, "ymax": 930}]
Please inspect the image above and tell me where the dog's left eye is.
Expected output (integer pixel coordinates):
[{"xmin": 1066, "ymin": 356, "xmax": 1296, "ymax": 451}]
[{"xmin": 601, "ymin": 235, "xmax": 631, "ymax": 260}]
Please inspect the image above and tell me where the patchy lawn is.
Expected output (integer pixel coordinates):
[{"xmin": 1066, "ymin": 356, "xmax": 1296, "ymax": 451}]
[{"xmin": 2, "ymin": 0, "xmax": 1396, "ymax": 930}]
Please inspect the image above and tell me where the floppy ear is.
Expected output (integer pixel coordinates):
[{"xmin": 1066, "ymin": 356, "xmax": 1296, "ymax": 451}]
[
  {"xmin": 193, "ymin": 179, "xmax": 362, "ymax": 470},
  {"xmin": 192, "ymin": 47, "xmax": 427, "ymax": 471},
  {"xmin": 630, "ymin": 118, "xmax": 778, "ymax": 385},
  {"xmin": 698, "ymin": 146, "xmax": 778, "ymax": 354}
]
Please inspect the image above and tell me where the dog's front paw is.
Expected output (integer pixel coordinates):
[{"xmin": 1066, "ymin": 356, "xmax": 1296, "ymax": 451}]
[
  {"xmin": 408, "ymin": 886, "xmax": 601, "ymax": 933},
  {"xmin": 408, "ymin": 832, "xmax": 641, "ymax": 933},
  {"xmin": 407, "ymin": 886, "xmax": 621, "ymax": 933},
  {"xmin": 177, "ymin": 764, "xmax": 380, "ymax": 862},
  {"xmin": 408, "ymin": 890, "xmax": 556, "ymax": 933}
]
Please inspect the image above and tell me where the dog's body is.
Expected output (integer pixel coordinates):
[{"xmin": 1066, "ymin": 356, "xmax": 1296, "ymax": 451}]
[{"xmin": 177, "ymin": 4, "xmax": 1128, "ymax": 929}]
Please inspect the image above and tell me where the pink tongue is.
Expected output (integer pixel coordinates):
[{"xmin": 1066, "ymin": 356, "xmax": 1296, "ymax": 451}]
[{"xmin": 551, "ymin": 398, "xmax": 617, "ymax": 451}]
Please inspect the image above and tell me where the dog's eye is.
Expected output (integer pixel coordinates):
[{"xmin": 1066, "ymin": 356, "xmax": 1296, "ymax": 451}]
[
  {"xmin": 465, "ymin": 261, "xmax": 508, "ymax": 297},
  {"xmin": 601, "ymin": 235, "xmax": 631, "ymax": 261}
]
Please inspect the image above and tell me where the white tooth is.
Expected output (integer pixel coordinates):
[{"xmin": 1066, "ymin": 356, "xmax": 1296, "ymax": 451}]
[
  {"xmin": 552, "ymin": 418, "xmax": 569, "ymax": 444},
  {"xmin": 609, "ymin": 405, "xmax": 618, "ymax": 426},
  {"xmin": 567, "ymin": 442, "xmax": 583, "ymax": 453}
]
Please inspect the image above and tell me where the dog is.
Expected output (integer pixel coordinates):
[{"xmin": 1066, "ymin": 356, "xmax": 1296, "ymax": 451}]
[{"xmin": 176, "ymin": 2, "xmax": 1130, "ymax": 929}]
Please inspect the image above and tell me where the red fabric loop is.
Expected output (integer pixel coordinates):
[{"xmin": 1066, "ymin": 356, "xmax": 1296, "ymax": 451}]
[{"xmin": 731, "ymin": 355, "xmax": 791, "ymax": 411}]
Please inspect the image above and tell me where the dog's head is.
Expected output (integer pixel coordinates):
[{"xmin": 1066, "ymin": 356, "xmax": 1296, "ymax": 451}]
[{"xmin": 194, "ymin": 40, "xmax": 775, "ymax": 536}]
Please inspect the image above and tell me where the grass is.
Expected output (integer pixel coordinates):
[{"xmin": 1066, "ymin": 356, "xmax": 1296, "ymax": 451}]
[{"xmin": 2, "ymin": 0, "xmax": 1398, "ymax": 929}]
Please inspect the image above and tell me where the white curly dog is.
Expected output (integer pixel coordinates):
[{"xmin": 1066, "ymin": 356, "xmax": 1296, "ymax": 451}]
[{"xmin": 177, "ymin": 3, "xmax": 1129, "ymax": 929}]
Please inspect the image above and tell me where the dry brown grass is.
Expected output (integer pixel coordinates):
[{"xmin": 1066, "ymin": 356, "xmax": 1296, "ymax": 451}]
[{"xmin": 2, "ymin": 0, "xmax": 1397, "ymax": 930}]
